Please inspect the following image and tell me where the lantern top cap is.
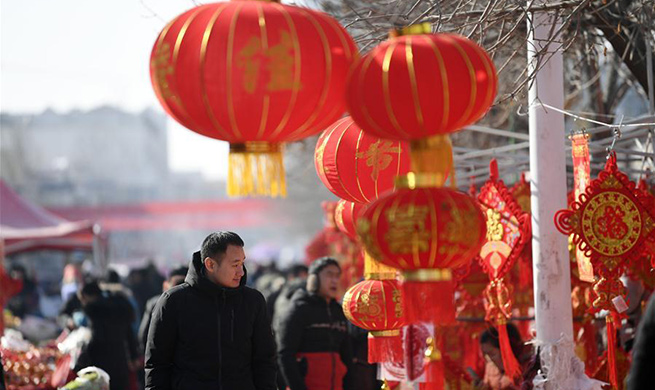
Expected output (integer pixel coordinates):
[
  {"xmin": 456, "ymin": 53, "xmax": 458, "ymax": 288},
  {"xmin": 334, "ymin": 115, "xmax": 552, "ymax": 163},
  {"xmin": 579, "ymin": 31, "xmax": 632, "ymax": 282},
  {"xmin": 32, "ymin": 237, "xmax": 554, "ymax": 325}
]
[{"xmin": 389, "ymin": 22, "xmax": 432, "ymax": 38}]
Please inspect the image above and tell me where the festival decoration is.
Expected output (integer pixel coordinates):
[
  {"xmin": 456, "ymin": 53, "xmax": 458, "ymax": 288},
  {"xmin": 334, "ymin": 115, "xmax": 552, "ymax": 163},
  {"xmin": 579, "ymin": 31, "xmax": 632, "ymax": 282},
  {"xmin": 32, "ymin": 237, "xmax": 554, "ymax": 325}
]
[
  {"xmin": 555, "ymin": 153, "xmax": 655, "ymax": 389},
  {"xmin": 571, "ymin": 132, "xmax": 595, "ymax": 282},
  {"xmin": 477, "ymin": 159, "xmax": 531, "ymax": 381},
  {"xmin": 150, "ymin": 1, "xmax": 357, "ymax": 197},
  {"xmin": 333, "ymin": 200, "xmax": 365, "ymax": 242},
  {"xmin": 356, "ymin": 181, "xmax": 486, "ymax": 324},
  {"xmin": 315, "ymin": 116, "xmax": 411, "ymax": 203},
  {"xmin": 343, "ymin": 278, "xmax": 405, "ymax": 363},
  {"xmin": 345, "ymin": 24, "xmax": 497, "ymax": 181}
]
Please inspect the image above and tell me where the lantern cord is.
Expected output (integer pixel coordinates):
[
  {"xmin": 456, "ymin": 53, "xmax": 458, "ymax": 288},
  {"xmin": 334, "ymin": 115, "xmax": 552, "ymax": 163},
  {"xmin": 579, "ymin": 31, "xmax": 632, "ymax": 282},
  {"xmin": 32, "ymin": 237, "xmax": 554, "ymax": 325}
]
[
  {"xmin": 517, "ymin": 102, "xmax": 655, "ymax": 128},
  {"xmin": 605, "ymin": 117, "xmax": 624, "ymax": 160}
]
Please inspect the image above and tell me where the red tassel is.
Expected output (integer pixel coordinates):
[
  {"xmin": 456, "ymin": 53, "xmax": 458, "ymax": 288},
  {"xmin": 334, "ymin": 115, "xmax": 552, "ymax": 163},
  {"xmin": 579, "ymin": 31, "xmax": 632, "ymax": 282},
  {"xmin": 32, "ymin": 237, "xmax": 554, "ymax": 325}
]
[
  {"xmin": 368, "ymin": 332, "xmax": 404, "ymax": 364},
  {"xmin": 498, "ymin": 323, "xmax": 522, "ymax": 381},
  {"xmin": 424, "ymin": 358, "xmax": 445, "ymax": 390},
  {"xmin": 606, "ymin": 315, "xmax": 619, "ymax": 390},
  {"xmin": 402, "ymin": 280, "xmax": 456, "ymax": 324},
  {"xmin": 582, "ymin": 321, "xmax": 599, "ymax": 375}
]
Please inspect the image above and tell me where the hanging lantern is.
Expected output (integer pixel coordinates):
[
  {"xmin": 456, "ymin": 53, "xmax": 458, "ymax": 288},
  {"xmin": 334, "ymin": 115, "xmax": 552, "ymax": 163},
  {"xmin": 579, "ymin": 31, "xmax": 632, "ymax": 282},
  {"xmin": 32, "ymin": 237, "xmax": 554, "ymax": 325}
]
[
  {"xmin": 345, "ymin": 25, "xmax": 496, "ymax": 179},
  {"xmin": 356, "ymin": 177, "xmax": 486, "ymax": 324},
  {"xmin": 555, "ymin": 153, "xmax": 655, "ymax": 389},
  {"xmin": 314, "ymin": 116, "xmax": 411, "ymax": 203},
  {"xmin": 342, "ymin": 279, "xmax": 405, "ymax": 363},
  {"xmin": 150, "ymin": 1, "xmax": 358, "ymax": 197},
  {"xmin": 334, "ymin": 199, "xmax": 365, "ymax": 241}
]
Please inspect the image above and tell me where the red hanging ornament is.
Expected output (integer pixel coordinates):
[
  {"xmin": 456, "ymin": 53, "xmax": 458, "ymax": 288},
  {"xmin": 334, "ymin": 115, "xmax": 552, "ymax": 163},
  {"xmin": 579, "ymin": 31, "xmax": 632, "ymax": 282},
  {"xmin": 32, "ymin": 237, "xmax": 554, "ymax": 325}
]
[
  {"xmin": 555, "ymin": 153, "xmax": 655, "ymax": 389},
  {"xmin": 477, "ymin": 159, "xmax": 531, "ymax": 382},
  {"xmin": 150, "ymin": 1, "xmax": 358, "ymax": 197},
  {"xmin": 342, "ymin": 279, "xmax": 405, "ymax": 363},
  {"xmin": 315, "ymin": 116, "xmax": 411, "ymax": 203},
  {"xmin": 356, "ymin": 180, "xmax": 486, "ymax": 324}
]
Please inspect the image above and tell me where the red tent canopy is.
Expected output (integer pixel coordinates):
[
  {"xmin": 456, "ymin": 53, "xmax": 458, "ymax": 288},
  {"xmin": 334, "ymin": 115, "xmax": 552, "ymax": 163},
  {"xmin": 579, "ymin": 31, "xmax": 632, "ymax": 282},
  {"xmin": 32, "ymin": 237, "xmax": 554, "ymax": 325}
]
[{"xmin": 0, "ymin": 180, "xmax": 96, "ymax": 255}]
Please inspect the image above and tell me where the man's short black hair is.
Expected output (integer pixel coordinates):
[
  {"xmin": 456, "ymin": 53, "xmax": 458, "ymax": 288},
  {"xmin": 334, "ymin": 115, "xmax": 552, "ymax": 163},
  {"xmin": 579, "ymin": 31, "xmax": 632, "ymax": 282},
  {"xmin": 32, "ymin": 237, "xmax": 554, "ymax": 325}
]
[
  {"xmin": 201, "ymin": 231, "xmax": 245, "ymax": 263},
  {"xmin": 80, "ymin": 280, "xmax": 103, "ymax": 297}
]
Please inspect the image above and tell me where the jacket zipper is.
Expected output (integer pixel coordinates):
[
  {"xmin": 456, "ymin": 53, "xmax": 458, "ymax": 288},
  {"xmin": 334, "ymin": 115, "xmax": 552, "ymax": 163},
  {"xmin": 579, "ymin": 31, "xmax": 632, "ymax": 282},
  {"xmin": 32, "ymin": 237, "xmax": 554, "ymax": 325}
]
[{"xmin": 327, "ymin": 301, "xmax": 335, "ymax": 390}]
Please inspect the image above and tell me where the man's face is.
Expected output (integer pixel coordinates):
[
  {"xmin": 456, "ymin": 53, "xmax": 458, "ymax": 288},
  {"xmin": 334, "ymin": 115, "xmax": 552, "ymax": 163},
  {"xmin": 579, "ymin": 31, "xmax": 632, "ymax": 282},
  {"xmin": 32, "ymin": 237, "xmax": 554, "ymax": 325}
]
[
  {"xmin": 317, "ymin": 264, "xmax": 341, "ymax": 300},
  {"xmin": 205, "ymin": 245, "xmax": 246, "ymax": 288}
]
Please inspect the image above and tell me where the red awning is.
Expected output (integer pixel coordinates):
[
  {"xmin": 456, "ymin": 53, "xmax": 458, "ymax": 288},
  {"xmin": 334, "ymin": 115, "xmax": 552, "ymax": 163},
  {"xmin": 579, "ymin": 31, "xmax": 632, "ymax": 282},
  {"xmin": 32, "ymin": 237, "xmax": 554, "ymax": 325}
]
[{"xmin": 0, "ymin": 180, "xmax": 95, "ymax": 255}]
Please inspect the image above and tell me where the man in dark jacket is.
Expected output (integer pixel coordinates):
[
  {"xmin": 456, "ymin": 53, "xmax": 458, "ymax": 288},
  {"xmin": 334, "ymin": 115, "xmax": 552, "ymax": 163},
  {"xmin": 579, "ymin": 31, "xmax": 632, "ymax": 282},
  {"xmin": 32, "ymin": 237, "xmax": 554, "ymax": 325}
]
[
  {"xmin": 277, "ymin": 257, "xmax": 353, "ymax": 390},
  {"xmin": 145, "ymin": 231, "xmax": 276, "ymax": 390},
  {"xmin": 76, "ymin": 280, "xmax": 139, "ymax": 390},
  {"xmin": 627, "ymin": 293, "xmax": 655, "ymax": 390}
]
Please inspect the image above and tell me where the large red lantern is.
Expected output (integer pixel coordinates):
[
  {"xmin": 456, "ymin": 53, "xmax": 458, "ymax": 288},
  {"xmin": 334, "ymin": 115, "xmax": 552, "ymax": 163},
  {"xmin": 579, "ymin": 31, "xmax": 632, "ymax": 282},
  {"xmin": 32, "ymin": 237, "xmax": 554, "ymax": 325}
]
[
  {"xmin": 151, "ymin": 1, "xmax": 357, "ymax": 197},
  {"xmin": 346, "ymin": 29, "xmax": 497, "ymax": 140},
  {"xmin": 315, "ymin": 116, "xmax": 411, "ymax": 203},
  {"xmin": 357, "ymin": 179, "xmax": 486, "ymax": 324},
  {"xmin": 343, "ymin": 279, "xmax": 405, "ymax": 363}
]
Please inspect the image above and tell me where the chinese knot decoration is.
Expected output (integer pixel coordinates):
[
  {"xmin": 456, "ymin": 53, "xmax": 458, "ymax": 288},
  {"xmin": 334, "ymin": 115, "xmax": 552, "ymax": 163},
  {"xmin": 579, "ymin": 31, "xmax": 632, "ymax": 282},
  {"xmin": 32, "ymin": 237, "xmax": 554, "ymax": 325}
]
[
  {"xmin": 477, "ymin": 159, "xmax": 530, "ymax": 381},
  {"xmin": 343, "ymin": 279, "xmax": 405, "ymax": 363},
  {"xmin": 555, "ymin": 153, "xmax": 655, "ymax": 389},
  {"xmin": 315, "ymin": 116, "xmax": 411, "ymax": 203},
  {"xmin": 151, "ymin": 1, "xmax": 357, "ymax": 197}
]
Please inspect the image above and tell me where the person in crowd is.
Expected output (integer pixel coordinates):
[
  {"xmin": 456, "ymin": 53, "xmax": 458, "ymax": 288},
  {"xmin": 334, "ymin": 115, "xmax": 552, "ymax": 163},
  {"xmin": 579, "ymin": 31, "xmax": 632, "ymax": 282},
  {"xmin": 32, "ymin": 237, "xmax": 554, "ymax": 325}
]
[
  {"xmin": 145, "ymin": 231, "xmax": 276, "ymax": 390},
  {"xmin": 138, "ymin": 266, "xmax": 188, "ymax": 354},
  {"xmin": 277, "ymin": 257, "xmax": 353, "ymax": 390},
  {"xmin": 61, "ymin": 263, "xmax": 83, "ymax": 303},
  {"xmin": 6, "ymin": 265, "xmax": 40, "ymax": 318},
  {"xmin": 75, "ymin": 280, "xmax": 139, "ymax": 390},
  {"xmin": 268, "ymin": 264, "xmax": 308, "ymax": 326},
  {"xmin": 475, "ymin": 323, "xmax": 533, "ymax": 390},
  {"xmin": 627, "ymin": 293, "xmax": 655, "ymax": 390}
]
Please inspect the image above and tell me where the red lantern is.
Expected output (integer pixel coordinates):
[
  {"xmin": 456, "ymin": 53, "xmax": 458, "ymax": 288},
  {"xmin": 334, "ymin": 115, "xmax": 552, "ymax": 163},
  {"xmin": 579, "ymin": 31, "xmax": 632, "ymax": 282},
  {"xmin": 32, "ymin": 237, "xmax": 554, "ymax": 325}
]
[
  {"xmin": 357, "ymin": 180, "xmax": 486, "ymax": 324},
  {"xmin": 334, "ymin": 199, "xmax": 365, "ymax": 241},
  {"xmin": 151, "ymin": 1, "xmax": 357, "ymax": 197},
  {"xmin": 346, "ymin": 30, "xmax": 497, "ymax": 140},
  {"xmin": 315, "ymin": 116, "xmax": 411, "ymax": 203},
  {"xmin": 343, "ymin": 279, "xmax": 405, "ymax": 363}
]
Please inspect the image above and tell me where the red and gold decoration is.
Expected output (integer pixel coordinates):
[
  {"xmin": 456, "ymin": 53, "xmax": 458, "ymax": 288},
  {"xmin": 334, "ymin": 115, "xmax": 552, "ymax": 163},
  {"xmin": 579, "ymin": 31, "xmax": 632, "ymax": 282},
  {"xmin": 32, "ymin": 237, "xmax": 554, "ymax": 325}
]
[
  {"xmin": 345, "ymin": 24, "xmax": 497, "ymax": 182},
  {"xmin": 357, "ymin": 184, "xmax": 486, "ymax": 324},
  {"xmin": 343, "ymin": 278, "xmax": 405, "ymax": 363},
  {"xmin": 477, "ymin": 159, "xmax": 530, "ymax": 381},
  {"xmin": 571, "ymin": 132, "xmax": 595, "ymax": 282},
  {"xmin": 555, "ymin": 153, "xmax": 655, "ymax": 389},
  {"xmin": 333, "ymin": 200, "xmax": 365, "ymax": 242},
  {"xmin": 315, "ymin": 116, "xmax": 411, "ymax": 203},
  {"xmin": 151, "ymin": 1, "xmax": 357, "ymax": 197}
]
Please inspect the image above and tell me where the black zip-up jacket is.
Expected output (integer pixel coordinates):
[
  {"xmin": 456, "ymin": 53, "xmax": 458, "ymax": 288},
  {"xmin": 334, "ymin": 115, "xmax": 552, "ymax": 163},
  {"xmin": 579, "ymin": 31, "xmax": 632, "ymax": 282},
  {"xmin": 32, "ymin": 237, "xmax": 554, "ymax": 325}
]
[
  {"xmin": 628, "ymin": 293, "xmax": 655, "ymax": 390},
  {"xmin": 277, "ymin": 288, "xmax": 353, "ymax": 390},
  {"xmin": 145, "ymin": 252, "xmax": 276, "ymax": 390}
]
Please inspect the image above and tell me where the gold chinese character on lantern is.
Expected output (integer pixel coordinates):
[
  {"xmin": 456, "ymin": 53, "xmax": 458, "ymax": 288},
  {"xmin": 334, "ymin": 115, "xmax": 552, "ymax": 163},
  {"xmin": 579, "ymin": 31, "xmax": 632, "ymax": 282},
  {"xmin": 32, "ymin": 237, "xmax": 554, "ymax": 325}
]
[
  {"xmin": 385, "ymin": 205, "xmax": 431, "ymax": 254},
  {"xmin": 151, "ymin": 42, "xmax": 175, "ymax": 99},
  {"xmin": 237, "ymin": 30, "xmax": 297, "ymax": 94},
  {"xmin": 356, "ymin": 140, "xmax": 402, "ymax": 181}
]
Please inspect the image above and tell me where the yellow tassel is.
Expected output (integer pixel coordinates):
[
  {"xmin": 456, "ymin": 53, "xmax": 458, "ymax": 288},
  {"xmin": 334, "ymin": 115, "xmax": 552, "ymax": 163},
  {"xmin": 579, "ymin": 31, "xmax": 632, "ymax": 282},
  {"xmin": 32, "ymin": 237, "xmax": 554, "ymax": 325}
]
[
  {"xmin": 409, "ymin": 135, "xmax": 453, "ymax": 187},
  {"xmin": 227, "ymin": 142, "xmax": 287, "ymax": 198},
  {"xmin": 364, "ymin": 251, "xmax": 398, "ymax": 280}
]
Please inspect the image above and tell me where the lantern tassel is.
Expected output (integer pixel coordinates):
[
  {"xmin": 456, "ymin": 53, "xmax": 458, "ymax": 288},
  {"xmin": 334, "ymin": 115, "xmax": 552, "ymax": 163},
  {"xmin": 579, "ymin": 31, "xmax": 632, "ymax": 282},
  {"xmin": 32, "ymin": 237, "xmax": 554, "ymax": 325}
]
[
  {"xmin": 606, "ymin": 314, "xmax": 619, "ymax": 390},
  {"xmin": 368, "ymin": 332, "xmax": 404, "ymax": 364},
  {"xmin": 498, "ymin": 322, "xmax": 522, "ymax": 381},
  {"xmin": 228, "ymin": 142, "xmax": 287, "ymax": 198},
  {"xmin": 409, "ymin": 135, "xmax": 453, "ymax": 185},
  {"xmin": 424, "ymin": 336, "xmax": 445, "ymax": 390},
  {"xmin": 402, "ymin": 270, "xmax": 456, "ymax": 324}
]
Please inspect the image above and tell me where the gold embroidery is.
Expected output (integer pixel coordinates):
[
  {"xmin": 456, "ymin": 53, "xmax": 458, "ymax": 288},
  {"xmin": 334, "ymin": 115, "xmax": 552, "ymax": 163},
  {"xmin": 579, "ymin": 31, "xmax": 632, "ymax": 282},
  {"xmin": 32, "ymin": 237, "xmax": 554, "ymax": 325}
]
[
  {"xmin": 151, "ymin": 42, "xmax": 174, "ymax": 99},
  {"xmin": 385, "ymin": 205, "xmax": 431, "ymax": 254},
  {"xmin": 237, "ymin": 30, "xmax": 297, "ymax": 94},
  {"xmin": 356, "ymin": 140, "xmax": 402, "ymax": 181},
  {"xmin": 486, "ymin": 208, "xmax": 504, "ymax": 241}
]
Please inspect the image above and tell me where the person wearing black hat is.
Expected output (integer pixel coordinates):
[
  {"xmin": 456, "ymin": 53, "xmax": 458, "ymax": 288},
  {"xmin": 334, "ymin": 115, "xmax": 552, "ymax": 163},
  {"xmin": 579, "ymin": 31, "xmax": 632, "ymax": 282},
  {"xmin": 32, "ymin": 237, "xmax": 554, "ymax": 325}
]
[
  {"xmin": 277, "ymin": 257, "xmax": 353, "ymax": 390},
  {"xmin": 144, "ymin": 232, "xmax": 276, "ymax": 390}
]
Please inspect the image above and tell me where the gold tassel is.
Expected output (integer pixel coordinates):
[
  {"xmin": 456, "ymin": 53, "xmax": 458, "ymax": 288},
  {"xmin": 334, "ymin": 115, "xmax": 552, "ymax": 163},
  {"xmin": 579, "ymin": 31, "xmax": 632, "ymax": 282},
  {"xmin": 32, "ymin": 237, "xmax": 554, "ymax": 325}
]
[
  {"xmin": 409, "ymin": 135, "xmax": 453, "ymax": 187},
  {"xmin": 364, "ymin": 251, "xmax": 398, "ymax": 280},
  {"xmin": 227, "ymin": 142, "xmax": 287, "ymax": 198}
]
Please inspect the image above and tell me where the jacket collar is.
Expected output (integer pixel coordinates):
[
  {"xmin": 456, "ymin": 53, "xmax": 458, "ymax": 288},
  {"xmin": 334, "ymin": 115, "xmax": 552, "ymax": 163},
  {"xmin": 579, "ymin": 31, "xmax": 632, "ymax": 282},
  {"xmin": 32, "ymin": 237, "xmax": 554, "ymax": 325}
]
[{"xmin": 186, "ymin": 251, "xmax": 247, "ymax": 297}]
